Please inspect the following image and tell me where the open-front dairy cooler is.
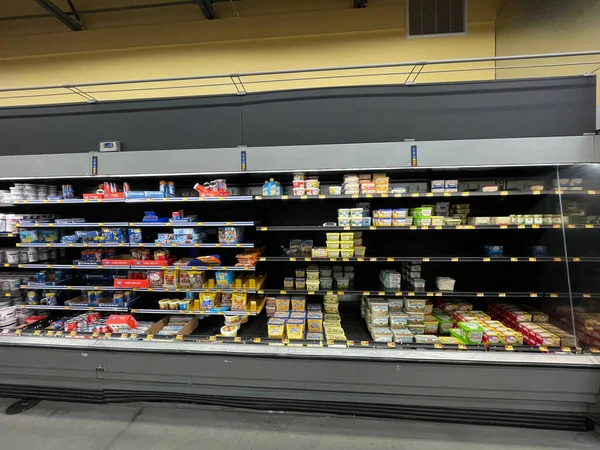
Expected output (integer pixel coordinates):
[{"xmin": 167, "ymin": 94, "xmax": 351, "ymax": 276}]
[{"xmin": 0, "ymin": 138, "xmax": 599, "ymax": 429}]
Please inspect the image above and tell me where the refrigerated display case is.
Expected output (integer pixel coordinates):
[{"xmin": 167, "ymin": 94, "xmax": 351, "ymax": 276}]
[{"xmin": 0, "ymin": 137, "xmax": 599, "ymax": 429}]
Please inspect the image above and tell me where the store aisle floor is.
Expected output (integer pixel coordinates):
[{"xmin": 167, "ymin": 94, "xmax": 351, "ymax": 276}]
[{"xmin": 0, "ymin": 397, "xmax": 598, "ymax": 450}]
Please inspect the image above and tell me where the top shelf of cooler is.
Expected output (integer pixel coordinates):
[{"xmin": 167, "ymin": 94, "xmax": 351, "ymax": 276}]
[
  {"xmin": 16, "ymin": 221, "xmax": 256, "ymax": 228},
  {"xmin": 3, "ymin": 189, "xmax": 600, "ymax": 206}
]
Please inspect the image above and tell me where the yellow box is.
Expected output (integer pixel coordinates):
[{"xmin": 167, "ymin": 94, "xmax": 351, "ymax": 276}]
[
  {"xmin": 276, "ymin": 297, "xmax": 290, "ymax": 311},
  {"xmin": 291, "ymin": 297, "xmax": 306, "ymax": 311},
  {"xmin": 326, "ymin": 233, "xmax": 340, "ymax": 241},
  {"xmin": 340, "ymin": 249, "xmax": 354, "ymax": 258},
  {"xmin": 340, "ymin": 233, "xmax": 354, "ymax": 241},
  {"xmin": 268, "ymin": 318, "xmax": 286, "ymax": 338},
  {"xmin": 340, "ymin": 241, "xmax": 354, "ymax": 250},
  {"xmin": 307, "ymin": 312, "xmax": 323, "ymax": 333},
  {"xmin": 286, "ymin": 319, "xmax": 305, "ymax": 339},
  {"xmin": 327, "ymin": 249, "xmax": 340, "ymax": 258}
]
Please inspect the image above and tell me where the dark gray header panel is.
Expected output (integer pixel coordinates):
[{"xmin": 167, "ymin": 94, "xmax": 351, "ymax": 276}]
[{"xmin": 0, "ymin": 76, "xmax": 595, "ymax": 156}]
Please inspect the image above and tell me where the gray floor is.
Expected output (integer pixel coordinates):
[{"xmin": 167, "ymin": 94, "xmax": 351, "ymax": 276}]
[{"xmin": 0, "ymin": 397, "xmax": 598, "ymax": 450}]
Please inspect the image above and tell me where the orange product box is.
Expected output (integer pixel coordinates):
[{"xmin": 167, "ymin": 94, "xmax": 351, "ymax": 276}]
[
  {"xmin": 113, "ymin": 278, "xmax": 150, "ymax": 288},
  {"xmin": 106, "ymin": 314, "xmax": 138, "ymax": 332}
]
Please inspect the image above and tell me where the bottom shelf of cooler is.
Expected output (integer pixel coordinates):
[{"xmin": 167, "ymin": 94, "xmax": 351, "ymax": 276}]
[{"xmin": 5, "ymin": 308, "xmax": 586, "ymax": 354}]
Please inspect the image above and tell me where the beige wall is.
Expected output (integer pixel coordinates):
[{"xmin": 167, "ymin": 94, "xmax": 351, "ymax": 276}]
[
  {"xmin": 496, "ymin": 0, "xmax": 600, "ymax": 104},
  {"xmin": 0, "ymin": 0, "xmax": 501, "ymax": 106}
]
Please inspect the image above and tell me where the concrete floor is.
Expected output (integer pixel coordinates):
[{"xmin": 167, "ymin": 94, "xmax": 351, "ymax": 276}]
[{"xmin": 0, "ymin": 397, "xmax": 598, "ymax": 450}]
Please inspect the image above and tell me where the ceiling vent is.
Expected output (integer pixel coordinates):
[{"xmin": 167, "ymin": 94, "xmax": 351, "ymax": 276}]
[{"xmin": 407, "ymin": 0, "xmax": 467, "ymax": 37}]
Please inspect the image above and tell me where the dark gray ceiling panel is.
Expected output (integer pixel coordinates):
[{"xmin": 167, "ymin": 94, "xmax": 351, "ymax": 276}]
[
  {"xmin": 0, "ymin": 94, "xmax": 243, "ymax": 155},
  {"xmin": 241, "ymin": 85, "xmax": 413, "ymax": 147},
  {"xmin": 407, "ymin": 76, "xmax": 596, "ymax": 141}
]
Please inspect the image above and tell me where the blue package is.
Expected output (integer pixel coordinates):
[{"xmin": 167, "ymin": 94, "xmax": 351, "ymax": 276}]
[
  {"xmin": 102, "ymin": 227, "xmax": 127, "ymax": 243},
  {"xmin": 484, "ymin": 245, "xmax": 503, "ymax": 257},
  {"xmin": 128, "ymin": 228, "xmax": 142, "ymax": 243}
]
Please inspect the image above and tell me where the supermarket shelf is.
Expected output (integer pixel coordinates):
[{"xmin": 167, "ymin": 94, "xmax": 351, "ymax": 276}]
[
  {"xmin": 11, "ymin": 196, "xmax": 253, "ymax": 205},
  {"xmin": 17, "ymin": 221, "xmax": 256, "ymax": 228},
  {"xmin": 2, "ymin": 263, "xmax": 254, "ymax": 271},
  {"xmin": 257, "ymin": 224, "xmax": 576, "ymax": 231},
  {"xmin": 17, "ymin": 243, "xmax": 128, "ymax": 248},
  {"xmin": 17, "ymin": 263, "xmax": 107, "ymax": 269},
  {"xmin": 254, "ymin": 190, "xmax": 600, "ymax": 200},
  {"xmin": 128, "ymin": 243, "xmax": 254, "ymax": 248},
  {"xmin": 257, "ymin": 289, "xmax": 594, "ymax": 298},
  {"xmin": 0, "ymin": 327, "xmax": 584, "ymax": 354},
  {"xmin": 20, "ymin": 285, "xmax": 258, "ymax": 293},
  {"xmin": 128, "ymin": 265, "xmax": 255, "ymax": 271},
  {"xmin": 259, "ymin": 256, "xmax": 596, "ymax": 263},
  {"xmin": 19, "ymin": 304, "xmax": 128, "ymax": 312},
  {"xmin": 8, "ymin": 190, "xmax": 600, "ymax": 208},
  {"xmin": 16, "ymin": 242, "xmax": 253, "ymax": 248},
  {"xmin": 17, "ymin": 222, "xmax": 129, "ymax": 228},
  {"xmin": 127, "ymin": 221, "xmax": 256, "ymax": 227}
]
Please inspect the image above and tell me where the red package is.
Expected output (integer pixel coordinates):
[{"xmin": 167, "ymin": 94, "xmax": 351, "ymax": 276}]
[{"xmin": 106, "ymin": 315, "xmax": 138, "ymax": 332}]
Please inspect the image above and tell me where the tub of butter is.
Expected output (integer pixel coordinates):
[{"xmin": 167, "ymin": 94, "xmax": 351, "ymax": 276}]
[
  {"xmin": 338, "ymin": 218, "xmax": 351, "ymax": 226},
  {"xmin": 423, "ymin": 316, "xmax": 439, "ymax": 334},
  {"xmin": 392, "ymin": 328, "xmax": 414, "ymax": 343},
  {"xmin": 370, "ymin": 314, "xmax": 389, "ymax": 327},
  {"xmin": 458, "ymin": 321, "xmax": 484, "ymax": 344},
  {"xmin": 369, "ymin": 300, "xmax": 388, "ymax": 315},
  {"xmin": 389, "ymin": 312, "xmax": 408, "ymax": 329},
  {"xmin": 286, "ymin": 319, "xmax": 305, "ymax": 340},
  {"xmin": 388, "ymin": 298, "xmax": 403, "ymax": 311},
  {"xmin": 414, "ymin": 334, "xmax": 440, "ymax": 344},
  {"xmin": 312, "ymin": 247, "xmax": 328, "ymax": 258},
  {"xmin": 339, "ymin": 241, "xmax": 354, "ymax": 250},
  {"xmin": 306, "ymin": 332, "xmax": 323, "ymax": 340},
  {"xmin": 307, "ymin": 311, "xmax": 323, "ymax": 332},
  {"xmin": 438, "ymin": 336, "xmax": 462, "ymax": 345},
  {"xmin": 340, "ymin": 249, "xmax": 354, "ymax": 258},
  {"xmin": 327, "ymin": 249, "xmax": 340, "ymax": 258},
  {"xmin": 407, "ymin": 324, "xmax": 425, "ymax": 334},
  {"xmin": 371, "ymin": 327, "xmax": 393, "ymax": 342},
  {"xmin": 405, "ymin": 311, "xmax": 425, "ymax": 325},
  {"xmin": 404, "ymin": 298, "xmax": 427, "ymax": 312},
  {"xmin": 268, "ymin": 318, "xmax": 286, "ymax": 338}
]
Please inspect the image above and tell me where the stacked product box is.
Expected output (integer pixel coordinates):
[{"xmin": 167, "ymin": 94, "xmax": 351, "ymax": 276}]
[
  {"xmin": 362, "ymin": 296, "xmax": 437, "ymax": 343},
  {"xmin": 488, "ymin": 303, "xmax": 576, "ymax": 346},
  {"xmin": 338, "ymin": 207, "xmax": 371, "ymax": 228},
  {"xmin": 400, "ymin": 263, "xmax": 425, "ymax": 291},
  {"xmin": 575, "ymin": 312, "xmax": 600, "ymax": 348},
  {"xmin": 372, "ymin": 208, "xmax": 411, "ymax": 227},
  {"xmin": 313, "ymin": 232, "xmax": 365, "ymax": 260},
  {"xmin": 323, "ymin": 294, "xmax": 345, "ymax": 340},
  {"xmin": 266, "ymin": 295, "xmax": 311, "ymax": 339}
]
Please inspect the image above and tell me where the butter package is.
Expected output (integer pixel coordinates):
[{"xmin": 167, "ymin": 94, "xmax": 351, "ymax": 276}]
[
  {"xmin": 306, "ymin": 332, "xmax": 323, "ymax": 340},
  {"xmin": 392, "ymin": 328, "xmax": 413, "ymax": 343},
  {"xmin": 389, "ymin": 312, "xmax": 408, "ymax": 329},
  {"xmin": 371, "ymin": 327, "xmax": 393, "ymax": 342},
  {"xmin": 307, "ymin": 311, "xmax": 323, "ymax": 333},
  {"xmin": 289, "ymin": 311, "xmax": 306, "ymax": 319},
  {"xmin": 423, "ymin": 317, "xmax": 439, "ymax": 334},
  {"xmin": 291, "ymin": 296, "xmax": 306, "ymax": 311},
  {"xmin": 274, "ymin": 311, "xmax": 290, "ymax": 319},
  {"xmin": 438, "ymin": 336, "xmax": 462, "ymax": 345},
  {"xmin": 286, "ymin": 319, "xmax": 305, "ymax": 339},
  {"xmin": 404, "ymin": 298, "xmax": 427, "ymax": 313},
  {"xmin": 388, "ymin": 298, "xmax": 404, "ymax": 312},
  {"xmin": 458, "ymin": 321, "xmax": 484, "ymax": 344},
  {"xmin": 268, "ymin": 318, "xmax": 286, "ymax": 338},
  {"xmin": 275, "ymin": 297, "xmax": 290, "ymax": 311},
  {"xmin": 370, "ymin": 314, "xmax": 389, "ymax": 327},
  {"xmin": 369, "ymin": 299, "xmax": 389, "ymax": 315},
  {"xmin": 414, "ymin": 334, "xmax": 440, "ymax": 344}
]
